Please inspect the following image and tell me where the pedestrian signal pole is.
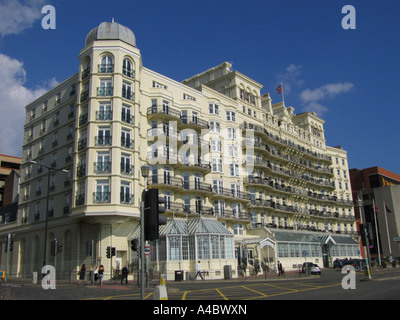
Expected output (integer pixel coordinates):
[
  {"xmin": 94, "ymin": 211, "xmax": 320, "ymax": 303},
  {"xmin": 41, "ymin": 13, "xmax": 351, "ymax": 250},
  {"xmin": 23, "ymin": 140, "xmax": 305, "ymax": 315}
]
[{"xmin": 140, "ymin": 164, "xmax": 150, "ymax": 301}]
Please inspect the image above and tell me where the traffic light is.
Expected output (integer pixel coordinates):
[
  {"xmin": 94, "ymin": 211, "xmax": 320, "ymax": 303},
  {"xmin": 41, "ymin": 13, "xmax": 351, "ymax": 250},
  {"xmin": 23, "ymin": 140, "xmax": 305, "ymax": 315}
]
[
  {"xmin": 106, "ymin": 246, "xmax": 116, "ymax": 258},
  {"xmin": 50, "ymin": 240, "xmax": 58, "ymax": 256},
  {"xmin": 143, "ymin": 188, "xmax": 167, "ymax": 241},
  {"xmin": 131, "ymin": 239, "xmax": 138, "ymax": 251},
  {"xmin": 86, "ymin": 240, "xmax": 93, "ymax": 256},
  {"xmin": 359, "ymin": 223, "xmax": 367, "ymax": 246}
]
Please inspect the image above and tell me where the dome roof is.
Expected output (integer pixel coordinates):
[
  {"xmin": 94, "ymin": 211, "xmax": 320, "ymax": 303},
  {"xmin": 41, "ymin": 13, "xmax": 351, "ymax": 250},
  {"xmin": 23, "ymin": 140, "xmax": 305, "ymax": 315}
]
[{"xmin": 85, "ymin": 21, "xmax": 136, "ymax": 47}]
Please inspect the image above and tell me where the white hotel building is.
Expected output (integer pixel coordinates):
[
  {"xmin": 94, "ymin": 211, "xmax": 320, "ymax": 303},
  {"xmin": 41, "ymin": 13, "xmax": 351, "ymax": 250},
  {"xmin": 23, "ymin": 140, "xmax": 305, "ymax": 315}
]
[{"xmin": 0, "ymin": 21, "xmax": 359, "ymax": 280}]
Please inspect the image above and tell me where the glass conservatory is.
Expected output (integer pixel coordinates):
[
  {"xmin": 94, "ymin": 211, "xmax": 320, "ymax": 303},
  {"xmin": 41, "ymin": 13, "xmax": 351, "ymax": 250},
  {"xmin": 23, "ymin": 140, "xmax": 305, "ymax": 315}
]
[{"xmin": 131, "ymin": 217, "xmax": 236, "ymax": 280}]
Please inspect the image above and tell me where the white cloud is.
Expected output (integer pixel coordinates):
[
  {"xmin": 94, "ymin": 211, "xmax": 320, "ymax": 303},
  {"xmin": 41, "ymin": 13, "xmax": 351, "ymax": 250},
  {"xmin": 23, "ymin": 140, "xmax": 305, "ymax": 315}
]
[
  {"xmin": 300, "ymin": 82, "xmax": 354, "ymax": 103},
  {"xmin": 299, "ymin": 82, "xmax": 354, "ymax": 116},
  {"xmin": 276, "ymin": 64, "xmax": 304, "ymax": 95},
  {"xmin": 0, "ymin": 53, "xmax": 56, "ymax": 157},
  {"xmin": 0, "ymin": 0, "xmax": 46, "ymax": 37},
  {"xmin": 302, "ymin": 102, "xmax": 329, "ymax": 115}
]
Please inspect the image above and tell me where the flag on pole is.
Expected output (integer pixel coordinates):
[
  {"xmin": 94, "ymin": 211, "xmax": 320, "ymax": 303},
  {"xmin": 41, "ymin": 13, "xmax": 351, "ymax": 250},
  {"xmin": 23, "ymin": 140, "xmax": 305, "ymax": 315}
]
[
  {"xmin": 276, "ymin": 84, "xmax": 282, "ymax": 94},
  {"xmin": 385, "ymin": 204, "xmax": 392, "ymax": 213},
  {"xmin": 374, "ymin": 204, "xmax": 380, "ymax": 214}
]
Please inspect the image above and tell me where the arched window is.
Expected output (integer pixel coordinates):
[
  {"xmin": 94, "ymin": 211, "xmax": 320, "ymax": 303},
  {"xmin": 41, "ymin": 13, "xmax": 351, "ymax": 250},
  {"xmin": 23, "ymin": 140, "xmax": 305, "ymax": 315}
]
[
  {"xmin": 99, "ymin": 55, "xmax": 113, "ymax": 73},
  {"xmin": 123, "ymin": 58, "xmax": 133, "ymax": 78}
]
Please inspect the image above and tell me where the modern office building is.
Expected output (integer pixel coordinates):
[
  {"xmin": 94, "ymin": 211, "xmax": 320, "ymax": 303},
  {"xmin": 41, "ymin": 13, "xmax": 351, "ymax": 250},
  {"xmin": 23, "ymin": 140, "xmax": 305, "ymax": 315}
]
[
  {"xmin": 0, "ymin": 21, "xmax": 359, "ymax": 280},
  {"xmin": 350, "ymin": 167, "xmax": 400, "ymax": 260}
]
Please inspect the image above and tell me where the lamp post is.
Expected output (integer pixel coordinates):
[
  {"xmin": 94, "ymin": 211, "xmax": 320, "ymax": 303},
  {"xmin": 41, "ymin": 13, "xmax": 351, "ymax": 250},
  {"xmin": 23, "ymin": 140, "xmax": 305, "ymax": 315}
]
[
  {"xmin": 357, "ymin": 193, "xmax": 372, "ymax": 279},
  {"xmin": 29, "ymin": 161, "xmax": 68, "ymax": 267},
  {"xmin": 140, "ymin": 164, "xmax": 150, "ymax": 300}
]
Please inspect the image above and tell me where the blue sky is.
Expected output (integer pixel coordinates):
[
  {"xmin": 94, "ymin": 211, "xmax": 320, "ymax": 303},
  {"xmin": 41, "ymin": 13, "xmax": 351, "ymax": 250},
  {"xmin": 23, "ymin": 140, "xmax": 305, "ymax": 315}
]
[{"xmin": 0, "ymin": 0, "xmax": 399, "ymax": 174}]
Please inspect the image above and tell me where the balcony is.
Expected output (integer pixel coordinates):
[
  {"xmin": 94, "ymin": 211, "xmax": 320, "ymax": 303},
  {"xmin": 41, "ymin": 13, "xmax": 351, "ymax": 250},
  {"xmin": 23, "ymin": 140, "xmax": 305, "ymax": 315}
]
[
  {"xmin": 121, "ymin": 137, "xmax": 133, "ymax": 149},
  {"xmin": 96, "ymin": 110, "xmax": 112, "ymax": 121},
  {"xmin": 98, "ymin": 64, "xmax": 114, "ymax": 73},
  {"xmin": 81, "ymin": 67, "xmax": 90, "ymax": 80},
  {"xmin": 122, "ymin": 88, "xmax": 133, "ymax": 100},
  {"xmin": 120, "ymin": 193, "xmax": 133, "ymax": 204},
  {"xmin": 147, "ymin": 105, "xmax": 181, "ymax": 120},
  {"xmin": 95, "ymin": 136, "xmax": 112, "ymax": 146},
  {"xmin": 78, "ymin": 139, "xmax": 87, "ymax": 151},
  {"xmin": 75, "ymin": 194, "xmax": 85, "ymax": 206},
  {"xmin": 180, "ymin": 115, "xmax": 209, "ymax": 129},
  {"xmin": 76, "ymin": 165, "xmax": 86, "ymax": 178},
  {"xmin": 123, "ymin": 67, "xmax": 134, "ymax": 78},
  {"xmin": 120, "ymin": 163, "xmax": 133, "ymax": 175},
  {"xmin": 121, "ymin": 112, "xmax": 133, "ymax": 124},
  {"xmin": 212, "ymin": 187, "xmax": 251, "ymax": 201},
  {"xmin": 183, "ymin": 205, "xmax": 214, "ymax": 216},
  {"xmin": 80, "ymin": 89, "xmax": 89, "ymax": 102},
  {"xmin": 147, "ymin": 128, "xmax": 178, "ymax": 140},
  {"xmin": 94, "ymin": 162, "xmax": 111, "ymax": 174},
  {"xmin": 183, "ymin": 181, "xmax": 212, "ymax": 194},
  {"xmin": 79, "ymin": 113, "xmax": 88, "ymax": 126},
  {"xmin": 148, "ymin": 175, "xmax": 183, "ymax": 190},
  {"xmin": 93, "ymin": 192, "xmax": 111, "ymax": 203},
  {"xmin": 97, "ymin": 87, "xmax": 113, "ymax": 97}
]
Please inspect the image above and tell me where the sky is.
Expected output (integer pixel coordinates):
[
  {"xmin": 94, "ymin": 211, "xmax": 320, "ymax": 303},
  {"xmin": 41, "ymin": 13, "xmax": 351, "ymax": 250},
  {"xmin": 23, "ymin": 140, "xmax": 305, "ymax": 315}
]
[{"xmin": 0, "ymin": 0, "xmax": 399, "ymax": 174}]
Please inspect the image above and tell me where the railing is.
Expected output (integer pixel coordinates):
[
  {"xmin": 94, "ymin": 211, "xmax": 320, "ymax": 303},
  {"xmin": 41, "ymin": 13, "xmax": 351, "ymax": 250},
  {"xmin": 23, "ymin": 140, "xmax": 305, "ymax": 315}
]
[
  {"xmin": 94, "ymin": 162, "xmax": 111, "ymax": 173},
  {"xmin": 95, "ymin": 136, "xmax": 112, "ymax": 146},
  {"xmin": 148, "ymin": 175, "xmax": 183, "ymax": 188},
  {"xmin": 183, "ymin": 181, "xmax": 212, "ymax": 192},
  {"xmin": 96, "ymin": 111, "xmax": 112, "ymax": 121},
  {"xmin": 181, "ymin": 115, "xmax": 209, "ymax": 129},
  {"xmin": 98, "ymin": 64, "xmax": 114, "ymax": 73},
  {"xmin": 147, "ymin": 105, "xmax": 181, "ymax": 119},
  {"xmin": 93, "ymin": 192, "xmax": 111, "ymax": 203},
  {"xmin": 97, "ymin": 87, "xmax": 113, "ymax": 96}
]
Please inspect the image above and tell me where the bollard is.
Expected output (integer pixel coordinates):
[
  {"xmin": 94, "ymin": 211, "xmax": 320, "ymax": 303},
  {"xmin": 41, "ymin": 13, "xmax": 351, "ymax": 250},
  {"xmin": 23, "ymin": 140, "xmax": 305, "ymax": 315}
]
[
  {"xmin": 153, "ymin": 274, "xmax": 168, "ymax": 300},
  {"xmin": 153, "ymin": 285, "xmax": 168, "ymax": 300},
  {"xmin": 32, "ymin": 272, "xmax": 38, "ymax": 285},
  {"xmin": 160, "ymin": 274, "xmax": 166, "ymax": 286}
]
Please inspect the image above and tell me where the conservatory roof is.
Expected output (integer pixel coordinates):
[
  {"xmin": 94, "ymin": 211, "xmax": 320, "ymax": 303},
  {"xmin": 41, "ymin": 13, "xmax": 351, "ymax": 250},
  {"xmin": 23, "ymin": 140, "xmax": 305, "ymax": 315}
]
[
  {"xmin": 129, "ymin": 217, "xmax": 232, "ymax": 239},
  {"xmin": 272, "ymin": 229, "xmax": 358, "ymax": 245}
]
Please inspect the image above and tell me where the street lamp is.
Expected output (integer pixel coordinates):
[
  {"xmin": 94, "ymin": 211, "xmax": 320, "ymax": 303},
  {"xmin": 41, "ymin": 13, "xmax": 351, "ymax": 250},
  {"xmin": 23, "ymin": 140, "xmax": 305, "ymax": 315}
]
[
  {"xmin": 29, "ymin": 160, "xmax": 68, "ymax": 267},
  {"xmin": 357, "ymin": 194, "xmax": 372, "ymax": 279},
  {"xmin": 140, "ymin": 164, "xmax": 150, "ymax": 300}
]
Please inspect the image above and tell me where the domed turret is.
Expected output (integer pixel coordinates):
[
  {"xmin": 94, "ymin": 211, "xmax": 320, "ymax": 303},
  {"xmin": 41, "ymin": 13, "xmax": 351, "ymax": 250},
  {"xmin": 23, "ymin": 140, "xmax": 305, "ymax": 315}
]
[{"xmin": 85, "ymin": 21, "xmax": 136, "ymax": 47}]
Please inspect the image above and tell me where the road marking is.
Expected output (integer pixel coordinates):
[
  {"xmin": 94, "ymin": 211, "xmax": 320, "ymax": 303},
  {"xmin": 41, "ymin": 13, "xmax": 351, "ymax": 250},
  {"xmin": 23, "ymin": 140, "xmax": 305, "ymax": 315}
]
[
  {"xmin": 215, "ymin": 288, "xmax": 229, "ymax": 300},
  {"xmin": 241, "ymin": 285, "xmax": 268, "ymax": 298},
  {"xmin": 244, "ymin": 282, "xmax": 342, "ymax": 300},
  {"xmin": 262, "ymin": 282, "xmax": 299, "ymax": 292}
]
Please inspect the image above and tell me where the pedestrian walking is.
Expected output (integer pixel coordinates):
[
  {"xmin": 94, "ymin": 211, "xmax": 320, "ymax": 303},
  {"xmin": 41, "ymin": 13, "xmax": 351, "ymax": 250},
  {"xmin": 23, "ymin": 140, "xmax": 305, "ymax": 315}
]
[
  {"xmin": 121, "ymin": 265, "xmax": 129, "ymax": 284},
  {"xmin": 194, "ymin": 261, "xmax": 204, "ymax": 280},
  {"xmin": 98, "ymin": 264, "xmax": 105, "ymax": 287},
  {"xmin": 277, "ymin": 261, "xmax": 284, "ymax": 276},
  {"xmin": 78, "ymin": 264, "xmax": 86, "ymax": 285}
]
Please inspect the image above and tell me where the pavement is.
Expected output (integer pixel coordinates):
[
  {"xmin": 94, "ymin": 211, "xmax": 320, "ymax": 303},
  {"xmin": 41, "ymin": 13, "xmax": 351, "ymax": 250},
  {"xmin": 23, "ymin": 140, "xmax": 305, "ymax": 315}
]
[{"xmin": 4, "ymin": 265, "xmax": 400, "ymax": 289}]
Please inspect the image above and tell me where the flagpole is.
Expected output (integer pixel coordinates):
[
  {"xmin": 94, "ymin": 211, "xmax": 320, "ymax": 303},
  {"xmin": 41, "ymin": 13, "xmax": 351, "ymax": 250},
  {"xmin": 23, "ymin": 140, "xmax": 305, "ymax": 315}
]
[
  {"xmin": 383, "ymin": 202, "xmax": 392, "ymax": 257},
  {"xmin": 372, "ymin": 199, "xmax": 381, "ymax": 265},
  {"xmin": 281, "ymin": 82, "xmax": 285, "ymax": 105}
]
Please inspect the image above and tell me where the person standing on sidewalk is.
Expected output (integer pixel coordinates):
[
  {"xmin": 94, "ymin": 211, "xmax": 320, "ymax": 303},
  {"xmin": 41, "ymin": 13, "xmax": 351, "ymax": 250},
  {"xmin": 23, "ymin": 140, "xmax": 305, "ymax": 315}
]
[
  {"xmin": 121, "ymin": 265, "xmax": 129, "ymax": 284},
  {"xmin": 78, "ymin": 264, "xmax": 86, "ymax": 285},
  {"xmin": 277, "ymin": 261, "xmax": 284, "ymax": 276},
  {"xmin": 194, "ymin": 261, "xmax": 204, "ymax": 280},
  {"xmin": 98, "ymin": 265, "xmax": 105, "ymax": 287}
]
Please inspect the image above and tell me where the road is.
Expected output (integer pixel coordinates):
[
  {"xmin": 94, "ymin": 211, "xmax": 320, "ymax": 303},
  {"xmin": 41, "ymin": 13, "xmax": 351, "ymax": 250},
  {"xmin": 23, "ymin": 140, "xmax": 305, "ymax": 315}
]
[{"xmin": 3, "ymin": 267, "xmax": 400, "ymax": 301}]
